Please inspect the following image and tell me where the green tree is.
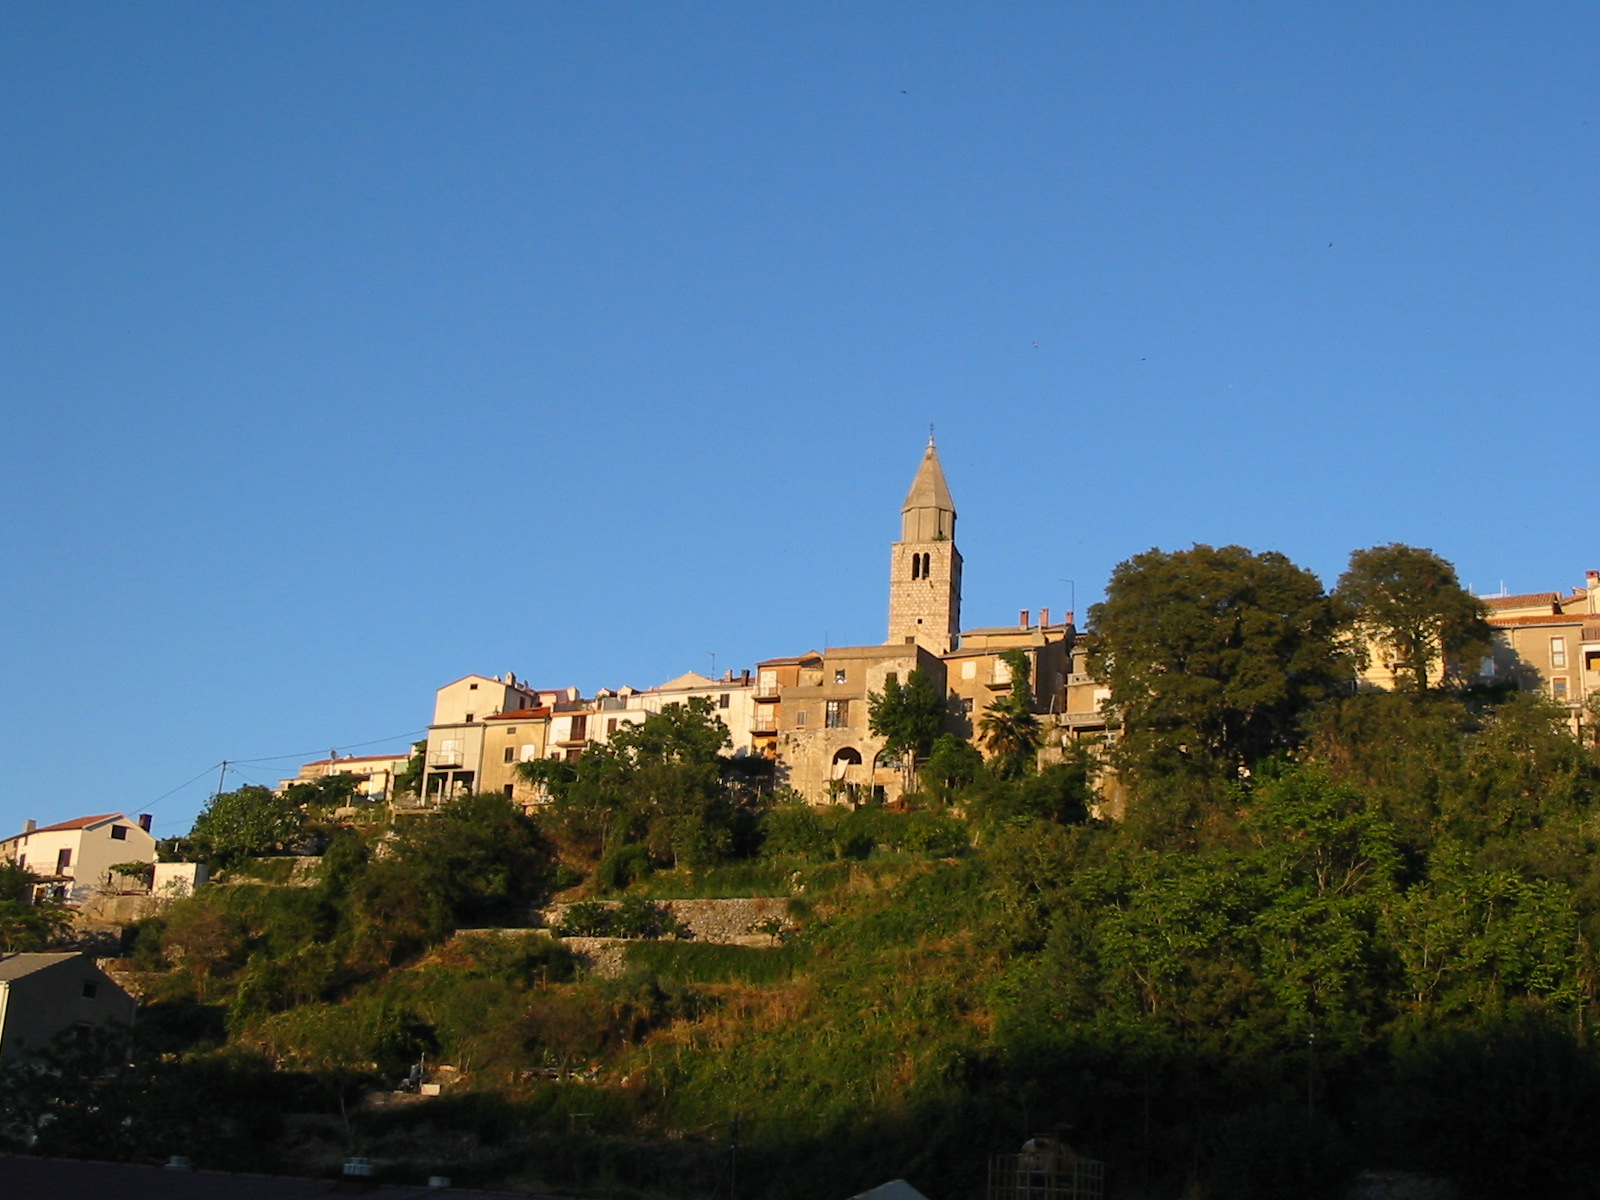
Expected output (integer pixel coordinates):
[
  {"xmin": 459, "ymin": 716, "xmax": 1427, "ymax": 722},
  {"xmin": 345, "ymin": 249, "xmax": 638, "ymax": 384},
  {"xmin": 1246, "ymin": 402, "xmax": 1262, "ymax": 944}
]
[
  {"xmin": 867, "ymin": 668, "xmax": 948, "ymax": 789},
  {"xmin": 1088, "ymin": 544, "xmax": 1342, "ymax": 808},
  {"xmin": 518, "ymin": 697, "xmax": 739, "ymax": 867},
  {"xmin": 283, "ymin": 771, "xmax": 362, "ymax": 810},
  {"xmin": 922, "ymin": 733, "xmax": 985, "ymax": 801},
  {"xmin": 392, "ymin": 741, "xmax": 426, "ymax": 797},
  {"xmin": 0, "ymin": 862, "xmax": 71, "ymax": 952},
  {"xmin": 187, "ymin": 786, "xmax": 306, "ymax": 864},
  {"xmin": 1335, "ymin": 543, "xmax": 1493, "ymax": 692},
  {"xmin": 978, "ymin": 649, "xmax": 1042, "ymax": 778}
]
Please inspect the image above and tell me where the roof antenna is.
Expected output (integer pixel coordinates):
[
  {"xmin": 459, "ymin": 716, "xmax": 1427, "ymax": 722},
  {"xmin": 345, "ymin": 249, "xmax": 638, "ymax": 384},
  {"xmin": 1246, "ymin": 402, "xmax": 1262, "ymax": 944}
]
[{"xmin": 928, "ymin": 422, "xmax": 935, "ymax": 447}]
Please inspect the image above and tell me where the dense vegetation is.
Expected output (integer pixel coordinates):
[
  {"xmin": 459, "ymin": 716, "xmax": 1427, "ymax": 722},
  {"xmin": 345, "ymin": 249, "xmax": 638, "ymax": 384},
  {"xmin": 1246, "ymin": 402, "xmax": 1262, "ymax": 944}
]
[{"xmin": 4, "ymin": 544, "xmax": 1598, "ymax": 1200}]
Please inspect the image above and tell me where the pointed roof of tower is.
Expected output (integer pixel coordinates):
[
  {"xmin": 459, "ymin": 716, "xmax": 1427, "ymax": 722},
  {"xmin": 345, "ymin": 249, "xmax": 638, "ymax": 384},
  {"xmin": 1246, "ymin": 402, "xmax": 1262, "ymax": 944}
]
[{"xmin": 902, "ymin": 437, "xmax": 955, "ymax": 516}]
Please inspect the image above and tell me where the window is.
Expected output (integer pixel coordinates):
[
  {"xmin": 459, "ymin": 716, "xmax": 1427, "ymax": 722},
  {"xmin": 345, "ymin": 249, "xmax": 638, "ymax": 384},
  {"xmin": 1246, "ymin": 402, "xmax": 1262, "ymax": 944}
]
[
  {"xmin": 911, "ymin": 554, "xmax": 922, "ymax": 580},
  {"xmin": 464, "ymin": 713, "xmax": 475, "ymax": 723},
  {"xmin": 504, "ymin": 747, "xmax": 516, "ymax": 763},
  {"xmin": 834, "ymin": 668, "xmax": 847, "ymax": 684},
  {"xmin": 607, "ymin": 718, "xmax": 619, "ymax": 734},
  {"xmin": 1553, "ymin": 677, "xmax": 1569, "ymax": 700},
  {"xmin": 719, "ymin": 693, "xmax": 730, "ymax": 709},
  {"xmin": 796, "ymin": 710, "xmax": 808, "ymax": 727},
  {"xmin": 110, "ymin": 825, "xmax": 127, "ymax": 841},
  {"xmin": 56, "ymin": 848, "xmax": 72, "ymax": 874},
  {"xmin": 565, "ymin": 748, "xmax": 582, "ymax": 763},
  {"xmin": 961, "ymin": 698, "xmax": 975, "ymax": 714},
  {"xmin": 81, "ymin": 981, "xmax": 98, "ymax": 1000},
  {"xmin": 825, "ymin": 700, "xmax": 849, "ymax": 728},
  {"xmin": 1551, "ymin": 638, "xmax": 1568, "ymax": 669},
  {"xmin": 469, "ymin": 682, "xmax": 479, "ymax": 690},
  {"xmin": 962, "ymin": 660, "xmax": 976, "ymax": 680},
  {"xmin": 569, "ymin": 715, "xmax": 588, "ymax": 740},
  {"xmin": 504, "ymin": 785, "xmax": 515, "ymax": 798}
]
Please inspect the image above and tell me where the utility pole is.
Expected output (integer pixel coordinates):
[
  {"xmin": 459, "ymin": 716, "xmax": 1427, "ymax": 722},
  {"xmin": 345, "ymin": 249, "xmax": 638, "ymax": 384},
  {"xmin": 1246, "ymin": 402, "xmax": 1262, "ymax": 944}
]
[{"xmin": 215, "ymin": 760, "xmax": 228, "ymax": 798}]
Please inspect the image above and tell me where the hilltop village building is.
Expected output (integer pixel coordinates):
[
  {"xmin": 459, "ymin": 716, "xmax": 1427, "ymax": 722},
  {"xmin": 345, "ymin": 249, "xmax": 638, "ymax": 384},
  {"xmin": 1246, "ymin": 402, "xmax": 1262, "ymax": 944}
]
[
  {"xmin": 0, "ymin": 813, "xmax": 158, "ymax": 904},
  {"xmin": 399, "ymin": 441, "xmax": 1078, "ymax": 807},
  {"xmin": 296, "ymin": 442, "xmax": 1596, "ymax": 809}
]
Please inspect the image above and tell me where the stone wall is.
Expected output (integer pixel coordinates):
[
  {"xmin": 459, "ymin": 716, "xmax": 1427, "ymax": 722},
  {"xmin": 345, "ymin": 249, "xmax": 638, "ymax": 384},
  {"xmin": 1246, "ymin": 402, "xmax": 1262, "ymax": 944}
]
[{"xmin": 541, "ymin": 897, "xmax": 793, "ymax": 946}]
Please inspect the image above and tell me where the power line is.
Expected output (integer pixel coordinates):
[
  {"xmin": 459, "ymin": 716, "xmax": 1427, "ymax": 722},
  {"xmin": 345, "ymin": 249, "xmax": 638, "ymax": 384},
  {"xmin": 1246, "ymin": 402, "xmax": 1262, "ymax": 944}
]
[
  {"xmin": 139, "ymin": 763, "xmax": 226, "ymax": 812},
  {"xmin": 229, "ymin": 729, "xmax": 427, "ymax": 765}
]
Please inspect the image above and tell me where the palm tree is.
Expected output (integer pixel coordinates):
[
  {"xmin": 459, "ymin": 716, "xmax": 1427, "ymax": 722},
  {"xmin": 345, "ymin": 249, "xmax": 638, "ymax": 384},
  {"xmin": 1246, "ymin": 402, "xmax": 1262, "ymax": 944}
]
[
  {"xmin": 979, "ymin": 699, "xmax": 1041, "ymax": 777},
  {"xmin": 980, "ymin": 648, "xmax": 1043, "ymax": 778}
]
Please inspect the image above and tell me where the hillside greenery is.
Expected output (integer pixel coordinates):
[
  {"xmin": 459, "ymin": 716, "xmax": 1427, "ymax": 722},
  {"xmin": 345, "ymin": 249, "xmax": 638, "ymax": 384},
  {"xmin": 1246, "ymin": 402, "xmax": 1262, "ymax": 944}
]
[{"xmin": 5, "ymin": 546, "xmax": 1599, "ymax": 1200}]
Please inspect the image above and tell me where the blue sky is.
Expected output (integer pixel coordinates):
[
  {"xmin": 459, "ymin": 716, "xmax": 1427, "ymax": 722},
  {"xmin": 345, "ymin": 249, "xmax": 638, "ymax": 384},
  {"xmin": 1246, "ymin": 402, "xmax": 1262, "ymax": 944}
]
[{"xmin": 4, "ymin": 3, "xmax": 1596, "ymax": 837}]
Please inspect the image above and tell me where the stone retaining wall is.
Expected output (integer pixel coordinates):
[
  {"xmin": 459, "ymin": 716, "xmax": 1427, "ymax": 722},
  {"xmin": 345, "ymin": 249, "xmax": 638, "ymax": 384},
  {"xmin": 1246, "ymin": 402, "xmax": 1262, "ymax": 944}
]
[{"xmin": 541, "ymin": 897, "xmax": 792, "ymax": 946}]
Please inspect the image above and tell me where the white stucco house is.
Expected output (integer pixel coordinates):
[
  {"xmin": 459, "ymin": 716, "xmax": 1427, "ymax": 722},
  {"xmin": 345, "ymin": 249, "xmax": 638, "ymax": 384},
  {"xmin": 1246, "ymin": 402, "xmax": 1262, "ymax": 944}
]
[{"xmin": 0, "ymin": 812, "xmax": 158, "ymax": 904}]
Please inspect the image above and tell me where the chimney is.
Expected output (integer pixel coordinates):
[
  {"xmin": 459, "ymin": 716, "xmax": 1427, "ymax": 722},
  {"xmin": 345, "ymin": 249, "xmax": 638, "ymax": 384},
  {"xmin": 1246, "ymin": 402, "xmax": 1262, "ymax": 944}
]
[
  {"xmin": 1040, "ymin": 607, "xmax": 1051, "ymax": 628},
  {"xmin": 1020, "ymin": 609, "xmax": 1030, "ymax": 628},
  {"xmin": 741, "ymin": 668, "xmax": 750, "ymax": 685},
  {"xmin": 1064, "ymin": 610, "xmax": 1075, "ymax": 628},
  {"xmin": 1588, "ymin": 570, "xmax": 1598, "ymax": 587},
  {"xmin": 23, "ymin": 819, "xmax": 36, "ymax": 834},
  {"xmin": 138, "ymin": 814, "xmax": 153, "ymax": 833}
]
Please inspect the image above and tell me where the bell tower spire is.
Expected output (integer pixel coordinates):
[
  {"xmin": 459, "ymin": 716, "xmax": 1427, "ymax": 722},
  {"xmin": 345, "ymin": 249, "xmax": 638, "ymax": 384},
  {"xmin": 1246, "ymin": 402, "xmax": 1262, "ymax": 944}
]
[{"xmin": 888, "ymin": 437, "xmax": 962, "ymax": 654}]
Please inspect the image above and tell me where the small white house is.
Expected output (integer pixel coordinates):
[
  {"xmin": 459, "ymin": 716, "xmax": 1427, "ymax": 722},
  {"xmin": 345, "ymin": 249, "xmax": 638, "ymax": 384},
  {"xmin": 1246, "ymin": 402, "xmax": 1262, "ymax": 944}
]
[
  {"xmin": 0, "ymin": 812, "xmax": 158, "ymax": 904},
  {"xmin": 0, "ymin": 952, "xmax": 138, "ymax": 1063}
]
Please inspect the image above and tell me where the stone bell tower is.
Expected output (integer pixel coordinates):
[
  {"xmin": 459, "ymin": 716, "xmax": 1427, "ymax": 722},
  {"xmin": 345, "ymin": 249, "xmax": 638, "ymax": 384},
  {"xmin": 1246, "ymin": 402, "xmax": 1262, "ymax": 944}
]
[{"xmin": 887, "ymin": 437, "xmax": 962, "ymax": 655}]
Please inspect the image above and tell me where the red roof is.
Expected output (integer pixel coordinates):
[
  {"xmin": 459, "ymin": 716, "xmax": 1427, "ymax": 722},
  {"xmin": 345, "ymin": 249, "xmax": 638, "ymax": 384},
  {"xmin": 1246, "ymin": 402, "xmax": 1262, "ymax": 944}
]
[
  {"xmin": 1484, "ymin": 592, "xmax": 1559, "ymax": 610},
  {"xmin": 1488, "ymin": 612, "xmax": 1585, "ymax": 628},
  {"xmin": 28, "ymin": 813, "xmax": 123, "ymax": 835},
  {"xmin": 486, "ymin": 706, "xmax": 552, "ymax": 720}
]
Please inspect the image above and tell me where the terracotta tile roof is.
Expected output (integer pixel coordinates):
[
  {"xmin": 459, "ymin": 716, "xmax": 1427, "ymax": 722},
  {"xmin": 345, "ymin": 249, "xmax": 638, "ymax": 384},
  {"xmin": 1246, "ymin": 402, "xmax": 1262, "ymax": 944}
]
[
  {"xmin": 485, "ymin": 706, "xmax": 551, "ymax": 720},
  {"xmin": 756, "ymin": 652, "xmax": 822, "ymax": 666},
  {"xmin": 1488, "ymin": 612, "xmax": 1585, "ymax": 628},
  {"xmin": 1484, "ymin": 592, "xmax": 1560, "ymax": 610},
  {"xmin": 28, "ymin": 813, "xmax": 123, "ymax": 835}
]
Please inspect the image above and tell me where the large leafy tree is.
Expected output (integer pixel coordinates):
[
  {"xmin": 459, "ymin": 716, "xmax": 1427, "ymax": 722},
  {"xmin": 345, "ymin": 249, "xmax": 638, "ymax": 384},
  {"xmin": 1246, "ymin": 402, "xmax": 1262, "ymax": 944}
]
[
  {"xmin": 867, "ymin": 668, "xmax": 947, "ymax": 789},
  {"xmin": 0, "ymin": 862, "xmax": 71, "ymax": 952},
  {"xmin": 187, "ymin": 786, "xmax": 306, "ymax": 864},
  {"xmin": 1087, "ymin": 544, "xmax": 1342, "ymax": 795},
  {"xmin": 1334, "ymin": 543, "xmax": 1493, "ymax": 692},
  {"xmin": 518, "ymin": 697, "xmax": 737, "ymax": 866}
]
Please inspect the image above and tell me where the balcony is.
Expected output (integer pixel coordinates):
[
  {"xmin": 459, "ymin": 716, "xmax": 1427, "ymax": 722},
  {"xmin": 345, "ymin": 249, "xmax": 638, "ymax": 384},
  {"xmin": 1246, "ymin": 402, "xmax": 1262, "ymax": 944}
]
[{"xmin": 426, "ymin": 747, "xmax": 463, "ymax": 767}]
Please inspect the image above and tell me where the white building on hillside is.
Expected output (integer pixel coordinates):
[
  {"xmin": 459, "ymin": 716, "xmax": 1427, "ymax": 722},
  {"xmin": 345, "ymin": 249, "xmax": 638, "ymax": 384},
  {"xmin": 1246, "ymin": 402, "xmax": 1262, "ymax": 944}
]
[{"xmin": 0, "ymin": 813, "xmax": 157, "ymax": 904}]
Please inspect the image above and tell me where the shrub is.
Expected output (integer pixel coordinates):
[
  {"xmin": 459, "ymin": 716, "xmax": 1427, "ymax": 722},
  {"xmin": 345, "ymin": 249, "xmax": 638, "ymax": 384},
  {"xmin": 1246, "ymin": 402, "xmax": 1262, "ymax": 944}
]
[
  {"xmin": 595, "ymin": 844, "xmax": 652, "ymax": 891},
  {"xmin": 555, "ymin": 898, "xmax": 689, "ymax": 940}
]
